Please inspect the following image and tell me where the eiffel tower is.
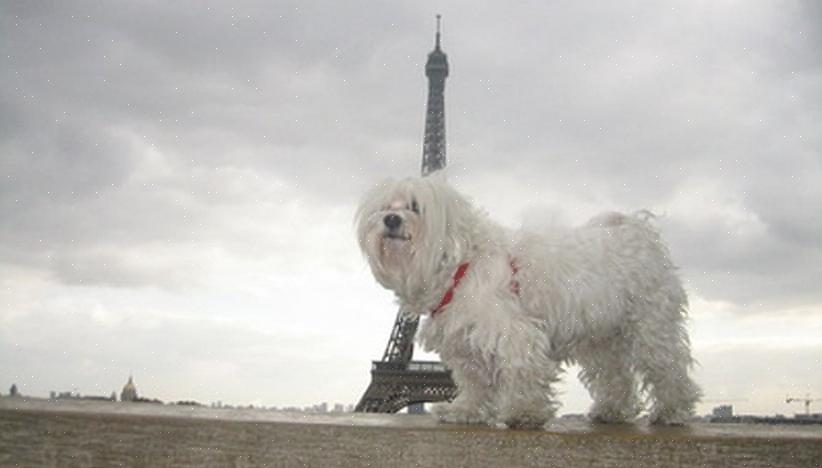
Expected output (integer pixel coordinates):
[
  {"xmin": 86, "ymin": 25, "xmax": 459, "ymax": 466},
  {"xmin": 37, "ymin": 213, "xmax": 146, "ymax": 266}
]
[{"xmin": 354, "ymin": 16, "xmax": 458, "ymax": 413}]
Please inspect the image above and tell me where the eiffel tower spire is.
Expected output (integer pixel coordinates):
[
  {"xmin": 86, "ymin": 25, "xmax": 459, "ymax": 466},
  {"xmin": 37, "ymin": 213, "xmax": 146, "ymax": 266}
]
[
  {"xmin": 355, "ymin": 16, "xmax": 457, "ymax": 413},
  {"xmin": 422, "ymin": 14, "xmax": 449, "ymax": 175}
]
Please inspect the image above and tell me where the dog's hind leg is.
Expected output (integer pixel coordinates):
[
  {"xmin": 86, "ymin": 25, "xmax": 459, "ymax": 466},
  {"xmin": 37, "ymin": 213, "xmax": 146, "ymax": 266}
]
[
  {"xmin": 633, "ymin": 290, "xmax": 701, "ymax": 425},
  {"xmin": 577, "ymin": 332, "xmax": 641, "ymax": 424}
]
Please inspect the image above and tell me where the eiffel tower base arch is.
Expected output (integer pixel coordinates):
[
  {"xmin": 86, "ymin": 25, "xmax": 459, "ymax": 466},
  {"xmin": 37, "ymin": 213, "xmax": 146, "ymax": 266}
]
[{"xmin": 355, "ymin": 361, "xmax": 458, "ymax": 413}]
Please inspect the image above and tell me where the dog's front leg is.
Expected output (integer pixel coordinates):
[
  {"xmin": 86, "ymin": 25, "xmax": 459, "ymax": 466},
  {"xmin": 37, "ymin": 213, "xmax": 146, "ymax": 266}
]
[
  {"xmin": 492, "ymin": 328, "xmax": 561, "ymax": 429},
  {"xmin": 433, "ymin": 360, "xmax": 496, "ymax": 425}
]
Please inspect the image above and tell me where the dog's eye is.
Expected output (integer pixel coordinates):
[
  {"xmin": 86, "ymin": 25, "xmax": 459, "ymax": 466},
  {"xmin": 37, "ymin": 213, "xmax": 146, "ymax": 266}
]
[{"xmin": 410, "ymin": 200, "xmax": 420, "ymax": 214}]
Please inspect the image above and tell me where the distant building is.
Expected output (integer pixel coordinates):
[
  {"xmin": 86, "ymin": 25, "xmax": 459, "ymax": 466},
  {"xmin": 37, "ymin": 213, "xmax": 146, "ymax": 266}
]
[
  {"xmin": 55, "ymin": 391, "xmax": 76, "ymax": 400},
  {"xmin": 712, "ymin": 405, "xmax": 733, "ymax": 418},
  {"xmin": 50, "ymin": 390, "xmax": 116, "ymax": 401},
  {"xmin": 121, "ymin": 375, "xmax": 138, "ymax": 402},
  {"xmin": 174, "ymin": 400, "xmax": 203, "ymax": 407}
]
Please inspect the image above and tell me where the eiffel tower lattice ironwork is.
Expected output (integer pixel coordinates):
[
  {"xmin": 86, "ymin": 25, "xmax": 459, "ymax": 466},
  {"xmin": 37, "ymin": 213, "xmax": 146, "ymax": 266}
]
[{"xmin": 355, "ymin": 15, "xmax": 458, "ymax": 413}]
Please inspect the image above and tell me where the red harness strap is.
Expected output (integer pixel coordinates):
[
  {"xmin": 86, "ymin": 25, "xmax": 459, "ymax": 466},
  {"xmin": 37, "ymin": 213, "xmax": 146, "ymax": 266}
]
[
  {"xmin": 509, "ymin": 258, "xmax": 521, "ymax": 296},
  {"xmin": 430, "ymin": 258, "xmax": 521, "ymax": 317},
  {"xmin": 431, "ymin": 262, "xmax": 470, "ymax": 317}
]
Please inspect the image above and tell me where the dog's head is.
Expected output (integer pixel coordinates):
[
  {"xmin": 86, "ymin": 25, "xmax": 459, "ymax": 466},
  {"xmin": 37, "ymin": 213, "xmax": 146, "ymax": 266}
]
[{"xmin": 355, "ymin": 174, "xmax": 476, "ymax": 296}]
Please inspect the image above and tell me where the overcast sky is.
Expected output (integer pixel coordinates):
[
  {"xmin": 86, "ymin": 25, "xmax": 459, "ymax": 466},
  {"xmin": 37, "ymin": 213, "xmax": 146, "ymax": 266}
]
[{"xmin": 1, "ymin": 1, "xmax": 820, "ymax": 416}]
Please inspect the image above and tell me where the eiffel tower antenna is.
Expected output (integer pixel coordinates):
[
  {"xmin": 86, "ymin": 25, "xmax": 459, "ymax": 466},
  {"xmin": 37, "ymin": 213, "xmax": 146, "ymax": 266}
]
[
  {"xmin": 355, "ymin": 15, "xmax": 457, "ymax": 413},
  {"xmin": 421, "ymin": 14, "xmax": 449, "ymax": 176},
  {"xmin": 435, "ymin": 14, "xmax": 442, "ymax": 49}
]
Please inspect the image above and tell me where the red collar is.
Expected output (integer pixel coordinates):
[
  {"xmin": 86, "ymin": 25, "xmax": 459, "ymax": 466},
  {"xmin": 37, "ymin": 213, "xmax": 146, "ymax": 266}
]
[{"xmin": 430, "ymin": 258, "xmax": 521, "ymax": 317}]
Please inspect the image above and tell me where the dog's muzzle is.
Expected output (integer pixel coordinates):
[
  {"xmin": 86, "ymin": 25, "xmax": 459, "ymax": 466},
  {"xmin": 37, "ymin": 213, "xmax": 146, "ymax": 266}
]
[
  {"xmin": 383, "ymin": 214, "xmax": 410, "ymax": 240},
  {"xmin": 384, "ymin": 214, "xmax": 402, "ymax": 230}
]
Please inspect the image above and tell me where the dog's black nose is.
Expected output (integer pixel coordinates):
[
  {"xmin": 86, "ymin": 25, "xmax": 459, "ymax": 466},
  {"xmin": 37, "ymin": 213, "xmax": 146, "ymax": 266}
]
[{"xmin": 384, "ymin": 214, "xmax": 402, "ymax": 230}]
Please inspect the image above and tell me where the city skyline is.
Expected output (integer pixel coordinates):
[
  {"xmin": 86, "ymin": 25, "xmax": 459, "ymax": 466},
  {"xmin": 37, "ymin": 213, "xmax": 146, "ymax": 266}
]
[
  {"xmin": 6, "ymin": 377, "xmax": 822, "ymax": 420},
  {"xmin": 1, "ymin": 1, "xmax": 821, "ymax": 416}
]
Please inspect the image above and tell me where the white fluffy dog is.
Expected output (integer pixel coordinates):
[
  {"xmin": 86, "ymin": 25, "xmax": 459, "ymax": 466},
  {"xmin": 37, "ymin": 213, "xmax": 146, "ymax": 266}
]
[{"xmin": 356, "ymin": 175, "xmax": 700, "ymax": 428}]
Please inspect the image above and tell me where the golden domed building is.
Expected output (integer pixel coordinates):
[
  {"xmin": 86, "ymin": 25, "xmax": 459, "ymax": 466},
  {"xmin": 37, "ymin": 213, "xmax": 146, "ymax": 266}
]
[{"xmin": 120, "ymin": 375, "xmax": 138, "ymax": 402}]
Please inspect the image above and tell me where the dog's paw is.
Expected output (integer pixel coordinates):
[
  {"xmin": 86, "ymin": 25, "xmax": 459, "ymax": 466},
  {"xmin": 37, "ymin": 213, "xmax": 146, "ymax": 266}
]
[
  {"xmin": 496, "ymin": 396, "xmax": 556, "ymax": 430},
  {"xmin": 648, "ymin": 407, "xmax": 691, "ymax": 426},
  {"xmin": 502, "ymin": 414, "xmax": 548, "ymax": 430},
  {"xmin": 432, "ymin": 402, "xmax": 490, "ymax": 425},
  {"xmin": 589, "ymin": 403, "xmax": 640, "ymax": 424},
  {"xmin": 590, "ymin": 413, "xmax": 633, "ymax": 425}
]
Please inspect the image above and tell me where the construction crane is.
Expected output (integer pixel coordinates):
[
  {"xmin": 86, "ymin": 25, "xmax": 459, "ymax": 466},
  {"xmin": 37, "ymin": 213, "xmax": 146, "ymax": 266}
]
[{"xmin": 785, "ymin": 394, "xmax": 820, "ymax": 415}]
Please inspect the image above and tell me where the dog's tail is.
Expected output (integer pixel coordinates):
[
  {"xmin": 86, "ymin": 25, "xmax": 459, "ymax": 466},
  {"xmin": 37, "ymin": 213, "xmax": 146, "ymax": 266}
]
[{"xmin": 586, "ymin": 210, "xmax": 671, "ymax": 257}]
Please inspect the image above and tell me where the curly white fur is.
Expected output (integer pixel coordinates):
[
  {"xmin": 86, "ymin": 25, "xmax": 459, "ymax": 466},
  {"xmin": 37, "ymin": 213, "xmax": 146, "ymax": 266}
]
[{"xmin": 356, "ymin": 175, "xmax": 701, "ymax": 428}]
